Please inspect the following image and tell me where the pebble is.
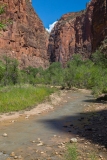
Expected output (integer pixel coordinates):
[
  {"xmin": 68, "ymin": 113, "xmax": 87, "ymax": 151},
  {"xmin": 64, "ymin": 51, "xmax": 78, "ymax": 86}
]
[
  {"xmin": 14, "ymin": 156, "xmax": 18, "ymax": 159},
  {"xmin": 103, "ymin": 148, "xmax": 106, "ymax": 151},
  {"xmin": 3, "ymin": 151, "xmax": 6, "ymax": 154},
  {"xmin": 37, "ymin": 142, "xmax": 43, "ymax": 146},
  {"xmin": 3, "ymin": 133, "xmax": 8, "ymax": 137},
  {"xmin": 10, "ymin": 152, "xmax": 15, "ymax": 157},
  {"xmin": 70, "ymin": 138, "xmax": 78, "ymax": 143},
  {"xmin": 59, "ymin": 153, "xmax": 63, "ymax": 155},
  {"xmin": 18, "ymin": 155, "xmax": 22, "ymax": 159},
  {"xmin": 25, "ymin": 116, "xmax": 29, "ymax": 119},
  {"xmin": 99, "ymin": 155, "xmax": 103, "ymax": 159},
  {"xmin": 10, "ymin": 120, "xmax": 15, "ymax": 123},
  {"xmin": 54, "ymin": 135, "xmax": 57, "ymax": 137},
  {"xmin": 61, "ymin": 142, "xmax": 64, "ymax": 145},
  {"xmin": 58, "ymin": 146, "xmax": 63, "ymax": 148}
]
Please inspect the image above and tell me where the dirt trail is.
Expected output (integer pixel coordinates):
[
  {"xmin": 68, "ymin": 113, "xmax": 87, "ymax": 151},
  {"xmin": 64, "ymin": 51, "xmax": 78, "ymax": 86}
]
[{"xmin": 0, "ymin": 90, "xmax": 107, "ymax": 160}]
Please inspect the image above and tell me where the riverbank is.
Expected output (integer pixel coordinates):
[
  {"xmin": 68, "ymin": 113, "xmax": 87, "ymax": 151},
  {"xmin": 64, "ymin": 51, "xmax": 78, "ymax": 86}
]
[
  {"xmin": 0, "ymin": 89, "xmax": 89, "ymax": 160},
  {"xmin": 0, "ymin": 88, "xmax": 70, "ymax": 122},
  {"xmin": 0, "ymin": 89, "xmax": 107, "ymax": 160}
]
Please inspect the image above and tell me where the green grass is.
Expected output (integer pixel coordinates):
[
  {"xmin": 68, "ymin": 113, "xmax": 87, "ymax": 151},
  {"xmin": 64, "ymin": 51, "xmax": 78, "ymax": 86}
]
[
  {"xmin": 89, "ymin": 152, "xmax": 97, "ymax": 160},
  {"xmin": 0, "ymin": 84, "xmax": 55, "ymax": 113},
  {"xmin": 65, "ymin": 144, "xmax": 78, "ymax": 160},
  {"xmin": 65, "ymin": 144, "xmax": 98, "ymax": 160}
]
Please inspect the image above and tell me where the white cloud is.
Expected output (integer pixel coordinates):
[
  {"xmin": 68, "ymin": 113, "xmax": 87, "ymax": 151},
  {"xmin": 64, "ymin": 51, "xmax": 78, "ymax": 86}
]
[{"xmin": 46, "ymin": 21, "xmax": 58, "ymax": 33}]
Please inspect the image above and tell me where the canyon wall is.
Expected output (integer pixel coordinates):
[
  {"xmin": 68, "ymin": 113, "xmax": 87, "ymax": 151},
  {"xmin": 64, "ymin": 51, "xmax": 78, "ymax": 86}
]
[
  {"xmin": 92, "ymin": 0, "xmax": 107, "ymax": 51},
  {"xmin": 0, "ymin": 0, "xmax": 49, "ymax": 68},
  {"xmin": 48, "ymin": 0, "xmax": 96, "ymax": 66},
  {"xmin": 0, "ymin": 0, "xmax": 107, "ymax": 68}
]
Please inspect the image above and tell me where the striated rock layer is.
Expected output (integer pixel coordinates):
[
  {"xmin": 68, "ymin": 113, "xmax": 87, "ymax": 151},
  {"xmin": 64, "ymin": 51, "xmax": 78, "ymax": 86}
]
[
  {"xmin": 0, "ymin": 0, "xmax": 49, "ymax": 68},
  {"xmin": 92, "ymin": 0, "xmax": 107, "ymax": 52},
  {"xmin": 48, "ymin": 0, "xmax": 96, "ymax": 66}
]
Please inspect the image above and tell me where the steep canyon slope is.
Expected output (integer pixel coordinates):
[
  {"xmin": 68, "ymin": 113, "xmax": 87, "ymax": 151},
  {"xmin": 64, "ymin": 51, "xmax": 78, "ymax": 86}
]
[
  {"xmin": 92, "ymin": 0, "xmax": 107, "ymax": 52},
  {"xmin": 48, "ymin": 0, "xmax": 96, "ymax": 66},
  {"xmin": 0, "ymin": 0, "xmax": 49, "ymax": 68},
  {"xmin": 0, "ymin": 0, "xmax": 107, "ymax": 68}
]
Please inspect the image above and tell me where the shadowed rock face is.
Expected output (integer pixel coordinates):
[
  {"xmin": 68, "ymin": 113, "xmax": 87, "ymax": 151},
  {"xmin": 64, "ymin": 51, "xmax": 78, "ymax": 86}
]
[
  {"xmin": 92, "ymin": 0, "xmax": 107, "ymax": 52},
  {"xmin": 48, "ymin": 1, "xmax": 95, "ymax": 66},
  {"xmin": 0, "ymin": 0, "xmax": 49, "ymax": 68}
]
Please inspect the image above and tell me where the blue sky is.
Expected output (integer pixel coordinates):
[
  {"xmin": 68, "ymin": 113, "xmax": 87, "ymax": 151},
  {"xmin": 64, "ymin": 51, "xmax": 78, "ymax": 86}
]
[{"xmin": 32, "ymin": 0, "xmax": 90, "ymax": 29}]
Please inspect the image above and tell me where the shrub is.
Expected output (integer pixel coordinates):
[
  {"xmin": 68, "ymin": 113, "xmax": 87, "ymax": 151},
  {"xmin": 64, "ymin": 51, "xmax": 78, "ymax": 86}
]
[{"xmin": 2, "ymin": 56, "xmax": 19, "ymax": 85}]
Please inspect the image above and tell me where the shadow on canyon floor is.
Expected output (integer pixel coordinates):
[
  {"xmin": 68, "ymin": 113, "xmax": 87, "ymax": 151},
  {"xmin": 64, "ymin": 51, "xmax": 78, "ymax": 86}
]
[{"xmin": 39, "ymin": 99, "xmax": 107, "ymax": 148}]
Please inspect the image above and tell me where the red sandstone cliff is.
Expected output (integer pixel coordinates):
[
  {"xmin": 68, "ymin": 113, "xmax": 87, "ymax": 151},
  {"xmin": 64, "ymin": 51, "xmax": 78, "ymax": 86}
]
[
  {"xmin": 0, "ymin": 0, "xmax": 49, "ymax": 68},
  {"xmin": 48, "ymin": 0, "xmax": 95, "ymax": 66},
  {"xmin": 0, "ymin": 0, "xmax": 106, "ymax": 68},
  {"xmin": 92, "ymin": 0, "xmax": 107, "ymax": 52}
]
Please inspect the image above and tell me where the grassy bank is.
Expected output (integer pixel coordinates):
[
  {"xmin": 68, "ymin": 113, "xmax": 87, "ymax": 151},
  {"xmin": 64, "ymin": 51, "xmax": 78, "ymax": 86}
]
[
  {"xmin": 0, "ymin": 44, "xmax": 107, "ymax": 98},
  {"xmin": 0, "ymin": 85, "xmax": 55, "ymax": 113},
  {"xmin": 0, "ymin": 40, "xmax": 106, "ymax": 113},
  {"xmin": 65, "ymin": 144, "xmax": 78, "ymax": 160},
  {"xmin": 65, "ymin": 143, "xmax": 97, "ymax": 160}
]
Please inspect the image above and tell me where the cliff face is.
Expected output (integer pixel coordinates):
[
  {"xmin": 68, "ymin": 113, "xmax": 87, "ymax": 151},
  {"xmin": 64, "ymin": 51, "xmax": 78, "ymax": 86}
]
[
  {"xmin": 0, "ymin": 0, "xmax": 106, "ymax": 68},
  {"xmin": 92, "ymin": 0, "xmax": 107, "ymax": 52},
  {"xmin": 48, "ymin": 1, "xmax": 95, "ymax": 66},
  {"xmin": 0, "ymin": 0, "xmax": 49, "ymax": 68}
]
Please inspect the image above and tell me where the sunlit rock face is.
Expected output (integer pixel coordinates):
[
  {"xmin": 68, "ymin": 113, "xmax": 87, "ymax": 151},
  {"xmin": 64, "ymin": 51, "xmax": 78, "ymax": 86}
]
[
  {"xmin": 0, "ymin": 0, "xmax": 49, "ymax": 68},
  {"xmin": 0, "ymin": 0, "xmax": 106, "ymax": 68},
  {"xmin": 48, "ymin": 0, "xmax": 95, "ymax": 66},
  {"xmin": 92, "ymin": 0, "xmax": 107, "ymax": 52}
]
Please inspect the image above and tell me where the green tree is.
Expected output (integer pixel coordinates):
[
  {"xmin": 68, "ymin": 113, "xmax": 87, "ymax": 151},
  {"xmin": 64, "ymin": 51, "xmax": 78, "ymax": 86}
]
[{"xmin": 3, "ymin": 56, "xmax": 19, "ymax": 85}]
